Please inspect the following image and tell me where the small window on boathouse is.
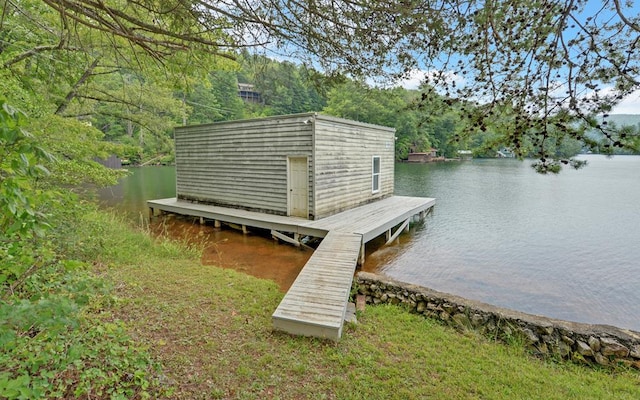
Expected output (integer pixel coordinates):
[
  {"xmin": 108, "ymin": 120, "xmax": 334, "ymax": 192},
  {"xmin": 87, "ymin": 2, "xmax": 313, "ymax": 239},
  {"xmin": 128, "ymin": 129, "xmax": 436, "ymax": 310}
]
[{"xmin": 372, "ymin": 156, "xmax": 381, "ymax": 193}]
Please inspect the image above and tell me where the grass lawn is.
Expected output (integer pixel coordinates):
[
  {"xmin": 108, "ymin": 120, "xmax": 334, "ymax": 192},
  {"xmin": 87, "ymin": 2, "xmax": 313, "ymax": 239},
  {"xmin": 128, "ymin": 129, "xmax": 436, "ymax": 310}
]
[{"xmin": 98, "ymin": 215, "xmax": 639, "ymax": 399}]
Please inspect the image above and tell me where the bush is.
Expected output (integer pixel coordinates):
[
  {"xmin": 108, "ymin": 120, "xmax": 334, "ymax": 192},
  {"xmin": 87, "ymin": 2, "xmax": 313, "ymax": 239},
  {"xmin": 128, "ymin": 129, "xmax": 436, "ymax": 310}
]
[{"xmin": 0, "ymin": 99, "xmax": 166, "ymax": 399}]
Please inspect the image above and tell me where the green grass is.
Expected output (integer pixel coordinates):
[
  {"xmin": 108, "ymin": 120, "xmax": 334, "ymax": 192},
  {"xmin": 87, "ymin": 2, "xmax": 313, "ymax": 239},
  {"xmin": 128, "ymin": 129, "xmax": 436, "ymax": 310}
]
[{"xmin": 94, "ymin": 211, "xmax": 639, "ymax": 400}]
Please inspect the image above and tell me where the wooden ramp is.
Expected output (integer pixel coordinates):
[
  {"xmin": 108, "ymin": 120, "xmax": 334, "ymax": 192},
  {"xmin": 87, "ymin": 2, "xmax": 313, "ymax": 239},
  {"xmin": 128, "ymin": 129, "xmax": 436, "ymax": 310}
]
[{"xmin": 272, "ymin": 231, "xmax": 362, "ymax": 341}]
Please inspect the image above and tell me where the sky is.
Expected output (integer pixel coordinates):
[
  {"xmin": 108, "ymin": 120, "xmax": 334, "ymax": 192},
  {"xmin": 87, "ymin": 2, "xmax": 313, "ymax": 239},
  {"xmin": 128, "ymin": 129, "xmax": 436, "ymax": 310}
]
[
  {"xmin": 396, "ymin": 70, "xmax": 640, "ymax": 115},
  {"xmin": 391, "ymin": 1, "xmax": 640, "ymax": 115},
  {"xmin": 611, "ymin": 90, "xmax": 640, "ymax": 114}
]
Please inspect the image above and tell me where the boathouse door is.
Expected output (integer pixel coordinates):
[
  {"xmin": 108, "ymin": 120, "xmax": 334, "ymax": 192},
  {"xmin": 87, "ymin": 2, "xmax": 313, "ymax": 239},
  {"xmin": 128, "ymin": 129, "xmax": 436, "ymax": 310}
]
[{"xmin": 287, "ymin": 157, "xmax": 308, "ymax": 218}]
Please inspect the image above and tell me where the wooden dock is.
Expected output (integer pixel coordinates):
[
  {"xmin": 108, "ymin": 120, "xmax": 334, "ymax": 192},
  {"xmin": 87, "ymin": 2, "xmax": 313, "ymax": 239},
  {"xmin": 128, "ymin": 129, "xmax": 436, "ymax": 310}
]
[
  {"xmin": 271, "ymin": 231, "xmax": 362, "ymax": 341},
  {"xmin": 148, "ymin": 195, "xmax": 435, "ymax": 340}
]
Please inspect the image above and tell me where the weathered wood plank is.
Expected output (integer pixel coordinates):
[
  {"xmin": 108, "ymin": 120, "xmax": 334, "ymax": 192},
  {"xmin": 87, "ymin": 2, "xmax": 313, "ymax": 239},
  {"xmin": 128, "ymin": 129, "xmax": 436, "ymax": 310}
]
[{"xmin": 272, "ymin": 231, "xmax": 361, "ymax": 341}]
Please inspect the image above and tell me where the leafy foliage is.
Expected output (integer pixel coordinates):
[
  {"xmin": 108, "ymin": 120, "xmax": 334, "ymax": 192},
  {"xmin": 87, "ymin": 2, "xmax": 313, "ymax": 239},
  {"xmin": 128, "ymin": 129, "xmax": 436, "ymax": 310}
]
[
  {"xmin": 0, "ymin": 100, "xmax": 52, "ymax": 243},
  {"xmin": 0, "ymin": 102, "xmax": 166, "ymax": 399},
  {"xmin": 4, "ymin": 1, "xmax": 638, "ymax": 170}
]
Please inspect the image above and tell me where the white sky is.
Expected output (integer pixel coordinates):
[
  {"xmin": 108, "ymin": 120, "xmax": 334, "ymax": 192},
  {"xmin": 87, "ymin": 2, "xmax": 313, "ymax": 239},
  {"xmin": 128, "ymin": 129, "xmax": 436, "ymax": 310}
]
[
  {"xmin": 612, "ymin": 90, "xmax": 640, "ymax": 114},
  {"xmin": 396, "ymin": 69, "xmax": 640, "ymax": 116}
]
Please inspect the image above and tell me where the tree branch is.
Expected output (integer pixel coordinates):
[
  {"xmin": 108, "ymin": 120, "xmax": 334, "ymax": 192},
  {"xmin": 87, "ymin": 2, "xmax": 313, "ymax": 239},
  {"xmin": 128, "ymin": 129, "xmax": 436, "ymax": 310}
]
[
  {"xmin": 3, "ymin": 45, "xmax": 81, "ymax": 68},
  {"xmin": 55, "ymin": 56, "xmax": 102, "ymax": 115}
]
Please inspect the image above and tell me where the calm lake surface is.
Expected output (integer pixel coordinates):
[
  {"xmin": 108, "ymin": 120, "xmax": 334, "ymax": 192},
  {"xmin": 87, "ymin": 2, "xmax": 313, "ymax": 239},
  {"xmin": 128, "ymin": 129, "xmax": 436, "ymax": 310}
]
[{"xmin": 98, "ymin": 155, "xmax": 640, "ymax": 331}]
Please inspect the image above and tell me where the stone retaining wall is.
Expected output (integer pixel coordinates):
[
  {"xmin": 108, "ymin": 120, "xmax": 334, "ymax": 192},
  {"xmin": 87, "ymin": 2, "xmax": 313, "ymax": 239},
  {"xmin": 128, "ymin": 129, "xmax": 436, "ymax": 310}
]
[{"xmin": 355, "ymin": 272, "xmax": 640, "ymax": 369}]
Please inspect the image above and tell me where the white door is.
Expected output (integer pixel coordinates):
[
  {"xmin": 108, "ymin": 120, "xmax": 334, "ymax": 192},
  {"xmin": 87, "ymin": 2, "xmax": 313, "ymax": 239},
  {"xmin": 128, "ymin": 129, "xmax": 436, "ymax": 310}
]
[{"xmin": 288, "ymin": 157, "xmax": 308, "ymax": 218}]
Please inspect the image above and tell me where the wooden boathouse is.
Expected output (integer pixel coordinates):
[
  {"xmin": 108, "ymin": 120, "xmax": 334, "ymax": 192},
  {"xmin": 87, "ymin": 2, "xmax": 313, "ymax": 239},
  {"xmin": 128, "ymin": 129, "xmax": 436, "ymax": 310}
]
[
  {"xmin": 149, "ymin": 113, "xmax": 435, "ymax": 341},
  {"xmin": 174, "ymin": 113, "xmax": 395, "ymax": 220}
]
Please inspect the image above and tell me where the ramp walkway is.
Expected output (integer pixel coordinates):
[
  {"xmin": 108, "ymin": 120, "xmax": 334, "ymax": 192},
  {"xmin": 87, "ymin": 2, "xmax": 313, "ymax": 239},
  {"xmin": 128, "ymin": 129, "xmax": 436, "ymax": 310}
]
[{"xmin": 271, "ymin": 231, "xmax": 362, "ymax": 341}]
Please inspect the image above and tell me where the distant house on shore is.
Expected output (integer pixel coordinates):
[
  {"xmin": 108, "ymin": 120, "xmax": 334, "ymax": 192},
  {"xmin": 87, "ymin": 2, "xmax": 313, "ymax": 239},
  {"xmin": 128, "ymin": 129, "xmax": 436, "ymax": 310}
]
[
  {"xmin": 174, "ymin": 113, "xmax": 395, "ymax": 220},
  {"xmin": 407, "ymin": 149, "xmax": 443, "ymax": 163},
  {"xmin": 237, "ymin": 83, "xmax": 262, "ymax": 103}
]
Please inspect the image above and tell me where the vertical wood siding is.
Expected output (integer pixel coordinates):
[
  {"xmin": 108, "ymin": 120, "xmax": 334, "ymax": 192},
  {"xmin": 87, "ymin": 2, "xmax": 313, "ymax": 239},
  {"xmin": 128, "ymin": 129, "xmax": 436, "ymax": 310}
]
[
  {"xmin": 175, "ymin": 115, "xmax": 314, "ymax": 216},
  {"xmin": 313, "ymin": 115, "xmax": 395, "ymax": 219}
]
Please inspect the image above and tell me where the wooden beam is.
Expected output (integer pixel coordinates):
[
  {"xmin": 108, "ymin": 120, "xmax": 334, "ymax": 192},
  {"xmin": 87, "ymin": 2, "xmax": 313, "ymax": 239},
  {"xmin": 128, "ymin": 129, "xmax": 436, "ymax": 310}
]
[
  {"xmin": 271, "ymin": 230, "xmax": 300, "ymax": 247},
  {"xmin": 385, "ymin": 218, "xmax": 410, "ymax": 245},
  {"xmin": 271, "ymin": 230, "xmax": 315, "ymax": 250}
]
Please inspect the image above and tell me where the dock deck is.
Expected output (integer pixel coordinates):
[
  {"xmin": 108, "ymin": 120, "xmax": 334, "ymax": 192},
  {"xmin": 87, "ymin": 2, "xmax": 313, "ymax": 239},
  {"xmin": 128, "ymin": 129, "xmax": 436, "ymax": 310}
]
[
  {"xmin": 147, "ymin": 195, "xmax": 435, "ymax": 340},
  {"xmin": 271, "ymin": 231, "xmax": 362, "ymax": 341}
]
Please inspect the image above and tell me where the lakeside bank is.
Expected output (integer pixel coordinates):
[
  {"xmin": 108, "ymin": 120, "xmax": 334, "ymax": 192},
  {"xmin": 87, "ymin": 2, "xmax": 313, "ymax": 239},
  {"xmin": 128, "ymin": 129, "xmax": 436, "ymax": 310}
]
[{"xmin": 356, "ymin": 272, "xmax": 640, "ymax": 369}]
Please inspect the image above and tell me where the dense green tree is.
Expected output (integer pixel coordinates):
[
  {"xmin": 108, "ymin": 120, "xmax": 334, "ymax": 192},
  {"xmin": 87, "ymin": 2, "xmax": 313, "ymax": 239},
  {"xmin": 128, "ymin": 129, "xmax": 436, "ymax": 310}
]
[
  {"xmin": 323, "ymin": 81, "xmax": 468, "ymax": 160},
  {"xmin": 6, "ymin": 0, "xmax": 639, "ymax": 171},
  {"xmin": 181, "ymin": 69, "xmax": 244, "ymax": 125}
]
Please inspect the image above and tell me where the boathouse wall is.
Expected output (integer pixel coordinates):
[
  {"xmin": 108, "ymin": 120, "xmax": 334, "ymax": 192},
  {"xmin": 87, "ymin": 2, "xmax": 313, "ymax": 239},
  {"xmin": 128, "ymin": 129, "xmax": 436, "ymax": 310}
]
[
  {"xmin": 175, "ymin": 114, "xmax": 314, "ymax": 216},
  {"xmin": 313, "ymin": 116, "xmax": 395, "ymax": 219},
  {"xmin": 174, "ymin": 113, "xmax": 395, "ymax": 219}
]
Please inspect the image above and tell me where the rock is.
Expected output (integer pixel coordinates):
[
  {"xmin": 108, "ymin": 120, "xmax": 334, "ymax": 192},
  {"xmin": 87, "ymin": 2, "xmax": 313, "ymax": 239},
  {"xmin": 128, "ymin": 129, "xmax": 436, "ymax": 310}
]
[
  {"xmin": 535, "ymin": 342, "xmax": 549, "ymax": 355},
  {"xmin": 471, "ymin": 313, "xmax": 484, "ymax": 327},
  {"xmin": 344, "ymin": 303, "xmax": 357, "ymax": 324},
  {"xmin": 541, "ymin": 335, "xmax": 553, "ymax": 345},
  {"xmin": 558, "ymin": 341, "xmax": 572, "ymax": 357},
  {"xmin": 452, "ymin": 313, "xmax": 471, "ymax": 329},
  {"xmin": 615, "ymin": 359, "xmax": 639, "ymax": 369},
  {"xmin": 576, "ymin": 340, "xmax": 593, "ymax": 356},
  {"xmin": 588, "ymin": 336, "xmax": 601, "ymax": 352},
  {"xmin": 561, "ymin": 335, "xmax": 575, "ymax": 346},
  {"xmin": 502, "ymin": 326, "xmax": 512, "ymax": 337},
  {"xmin": 380, "ymin": 293, "xmax": 388, "ymax": 302},
  {"xmin": 356, "ymin": 294, "xmax": 366, "ymax": 312},
  {"xmin": 536, "ymin": 325, "xmax": 554, "ymax": 336},
  {"xmin": 522, "ymin": 328, "xmax": 539, "ymax": 344},
  {"xmin": 600, "ymin": 337, "xmax": 629, "ymax": 357},
  {"xmin": 571, "ymin": 352, "xmax": 590, "ymax": 365},
  {"xmin": 416, "ymin": 301, "xmax": 426, "ymax": 313},
  {"xmin": 630, "ymin": 344, "xmax": 640, "ymax": 359},
  {"xmin": 594, "ymin": 352, "xmax": 609, "ymax": 366},
  {"xmin": 442, "ymin": 303, "xmax": 456, "ymax": 313}
]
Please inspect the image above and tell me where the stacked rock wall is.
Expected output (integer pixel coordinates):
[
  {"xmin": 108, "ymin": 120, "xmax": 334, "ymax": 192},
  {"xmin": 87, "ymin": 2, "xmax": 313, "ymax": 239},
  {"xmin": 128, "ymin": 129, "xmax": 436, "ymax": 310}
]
[{"xmin": 355, "ymin": 272, "xmax": 640, "ymax": 369}]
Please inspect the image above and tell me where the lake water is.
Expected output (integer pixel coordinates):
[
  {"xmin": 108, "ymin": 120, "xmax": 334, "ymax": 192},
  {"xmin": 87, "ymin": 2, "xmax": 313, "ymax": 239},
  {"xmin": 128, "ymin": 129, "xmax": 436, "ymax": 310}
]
[{"xmin": 98, "ymin": 155, "xmax": 640, "ymax": 331}]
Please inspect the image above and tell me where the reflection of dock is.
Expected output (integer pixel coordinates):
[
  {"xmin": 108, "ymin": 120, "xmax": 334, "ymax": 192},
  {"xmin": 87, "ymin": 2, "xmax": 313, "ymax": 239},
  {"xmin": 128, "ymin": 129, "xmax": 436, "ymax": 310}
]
[{"xmin": 148, "ymin": 195, "xmax": 435, "ymax": 340}]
